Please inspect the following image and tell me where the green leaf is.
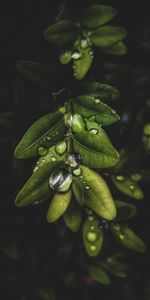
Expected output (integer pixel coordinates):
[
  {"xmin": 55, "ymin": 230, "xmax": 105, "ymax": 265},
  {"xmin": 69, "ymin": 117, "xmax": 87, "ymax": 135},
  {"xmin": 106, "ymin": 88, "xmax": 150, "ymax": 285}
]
[
  {"xmin": 72, "ymin": 176, "xmax": 84, "ymax": 205},
  {"xmin": 63, "ymin": 199, "xmax": 82, "ymax": 232},
  {"xmin": 73, "ymin": 95, "xmax": 119, "ymax": 125},
  {"xmin": 73, "ymin": 130, "xmax": 119, "ymax": 168},
  {"xmin": 15, "ymin": 111, "xmax": 66, "ymax": 159},
  {"xmin": 15, "ymin": 146, "xmax": 66, "ymax": 207},
  {"xmin": 111, "ymin": 175, "xmax": 144, "ymax": 200},
  {"xmin": 16, "ymin": 60, "xmax": 52, "ymax": 88},
  {"xmin": 115, "ymin": 200, "xmax": 137, "ymax": 221},
  {"xmin": 59, "ymin": 50, "xmax": 72, "ymax": 64},
  {"xmin": 82, "ymin": 217, "xmax": 104, "ymax": 256},
  {"xmin": 73, "ymin": 47, "xmax": 93, "ymax": 80},
  {"xmin": 101, "ymin": 41, "xmax": 127, "ymax": 56},
  {"xmin": 87, "ymin": 264, "xmax": 111, "ymax": 285},
  {"xmin": 43, "ymin": 20, "xmax": 79, "ymax": 45},
  {"xmin": 47, "ymin": 189, "xmax": 72, "ymax": 223},
  {"xmin": 73, "ymin": 82, "xmax": 120, "ymax": 101},
  {"xmin": 81, "ymin": 5, "xmax": 117, "ymax": 29},
  {"xmin": 91, "ymin": 26, "xmax": 127, "ymax": 48},
  {"xmin": 100, "ymin": 260, "xmax": 130, "ymax": 278},
  {"xmin": 80, "ymin": 165, "xmax": 117, "ymax": 220},
  {"xmin": 111, "ymin": 224, "xmax": 146, "ymax": 252}
]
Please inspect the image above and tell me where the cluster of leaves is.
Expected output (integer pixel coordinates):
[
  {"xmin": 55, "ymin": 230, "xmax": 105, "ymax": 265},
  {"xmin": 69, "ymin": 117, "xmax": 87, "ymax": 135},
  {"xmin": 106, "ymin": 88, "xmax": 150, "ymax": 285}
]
[{"xmin": 43, "ymin": 4, "xmax": 127, "ymax": 79}]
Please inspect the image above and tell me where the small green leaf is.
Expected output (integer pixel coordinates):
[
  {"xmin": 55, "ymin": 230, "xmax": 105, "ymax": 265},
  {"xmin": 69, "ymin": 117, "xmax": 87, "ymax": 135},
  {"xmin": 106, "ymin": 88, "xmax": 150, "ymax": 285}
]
[
  {"xmin": 100, "ymin": 260, "xmax": 130, "ymax": 278},
  {"xmin": 82, "ymin": 217, "xmax": 104, "ymax": 256},
  {"xmin": 43, "ymin": 20, "xmax": 79, "ymax": 45},
  {"xmin": 63, "ymin": 200, "xmax": 82, "ymax": 232},
  {"xmin": 72, "ymin": 176, "xmax": 84, "ymax": 205},
  {"xmin": 91, "ymin": 26, "xmax": 127, "ymax": 48},
  {"xmin": 80, "ymin": 165, "xmax": 117, "ymax": 220},
  {"xmin": 59, "ymin": 50, "xmax": 72, "ymax": 64},
  {"xmin": 73, "ymin": 95, "xmax": 119, "ymax": 125},
  {"xmin": 73, "ymin": 47, "xmax": 93, "ymax": 80},
  {"xmin": 47, "ymin": 189, "xmax": 72, "ymax": 223},
  {"xmin": 71, "ymin": 114, "xmax": 85, "ymax": 133},
  {"xmin": 15, "ymin": 112, "xmax": 66, "ymax": 159},
  {"xmin": 73, "ymin": 129, "xmax": 119, "ymax": 168},
  {"xmin": 101, "ymin": 41, "xmax": 127, "ymax": 56},
  {"xmin": 111, "ymin": 175, "xmax": 144, "ymax": 200},
  {"xmin": 111, "ymin": 224, "xmax": 146, "ymax": 252},
  {"xmin": 15, "ymin": 146, "xmax": 66, "ymax": 207},
  {"xmin": 115, "ymin": 200, "xmax": 137, "ymax": 221},
  {"xmin": 87, "ymin": 264, "xmax": 111, "ymax": 285},
  {"xmin": 81, "ymin": 5, "xmax": 117, "ymax": 29}
]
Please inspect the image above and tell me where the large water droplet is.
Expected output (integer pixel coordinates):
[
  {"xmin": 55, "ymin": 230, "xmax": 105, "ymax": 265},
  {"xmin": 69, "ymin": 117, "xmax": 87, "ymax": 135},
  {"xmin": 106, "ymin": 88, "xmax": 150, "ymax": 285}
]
[
  {"xmin": 116, "ymin": 175, "xmax": 124, "ymax": 181},
  {"xmin": 37, "ymin": 146, "xmax": 48, "ymax": 156},
  {"xmin": 86, "ymin": 232, "xmax": 97, "ymax": 242},
  {"xmin": 49, "ymin": 168, "xmax": 72, "ymax": 192},
  {"xmin": 90, "ymin": 129, "xmax": 98, "ymax": 135},
  {"xmin": 73, "ymin": 167, "xmax": 81, "ymax": 176},
  {"xmin": 72, "ymin": 50, "xmax": 82, "ymax": 60},
  {"xmin": 66, "ymin": 152, "xmax": 81, "ymax": 168},
  {"xmin": 55, "ymin": 141, "xmax": 67, "ymax": 155}
]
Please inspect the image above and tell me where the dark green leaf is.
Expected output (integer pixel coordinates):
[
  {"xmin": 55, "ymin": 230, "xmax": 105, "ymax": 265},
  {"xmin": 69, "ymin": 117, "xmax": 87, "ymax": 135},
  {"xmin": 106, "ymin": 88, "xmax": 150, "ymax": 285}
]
[
  {"xmin": 111, "ymin": 224, "xmax": 146, "ymax": 252},
  {"xmin": 115, "ymin": 200, "xmax": 137, "ymax": 221},
  {"xmin": 80, "ymin": 165, "xmax": 117, "ymax": 220},
  {"xmin": 47, "ymin": 189, "xmax": 72, "ymax": 223},
  {"xmin": 87, "ymin": 264, "xmax": 111, "ymax": 285},
  {"xmin": 111, "ymin": 175, "xmax": 144, "ymax": 200},
  {"xmin": 73, "ymin": 95, "xmax": 119, "ymax": 125},
  {"xmin": 73, "ymin": 47, "xmax": 93, "ymax": 80},
  {"xmin": 81, "ymin": 5, "xmax": 117, "ymax": 29},
  {"xmin": 63, "ymin": 199, "xmax": 82, "ymax": 232},
  {"xmin": 72, "ymin": 176, "xmax": 84, "ymax": 205},
  {"xmin": 73, "ymin": 129, "xmax": 119, "ymax": 168},
  {"xmin": 100, "ymin": 260, "xmax": 129, "ymax": 278},
  {"xmin": 15, "ymin": 111, "xmax": 66, "ymax": 159},
  {"xmin": 91, "ymin": 26, "xmax": 127, "ymax": 47},
  {"xmin": 15, "ymin": 146, "xmax": 66, "ymax": 207},
  {"xmin": 43, "ymin": 21, "xmax": 79, "ymax": 45},
  {"xmin": 101, "ymin": 41, "xmax": 127, "ymax": 56},
  {"xmin": 82, "ymin": 216, "xmax": 104, "ymax": 256}
]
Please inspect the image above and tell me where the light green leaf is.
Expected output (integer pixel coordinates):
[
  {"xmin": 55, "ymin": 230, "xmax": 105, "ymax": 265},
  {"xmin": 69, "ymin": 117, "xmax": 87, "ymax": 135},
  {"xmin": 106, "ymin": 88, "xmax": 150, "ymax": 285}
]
[
  {"xmin": 111, "ymin": 224, "xmax": 146, "ymax": 252},
  {"xmin": 111, "ymin": 175, "xmax": 144, "ymax": 200},
  {"xmin": 91, "ymin": 26, "xmax": 127, "ymax": 48},
  {"xmin": 15, "ymin": 112, "xmax": 66, "ymax": 159},
  {"xmin": 43, "ymin": 20, "xmax": 79, "ymax": 45},
  {"xmin": 101, "ymin": 41, "xmax": 127, "ymax": 56},
  {"xmin": 15, "ymin": 146, "xmax": 66, "ymax": 207},
  {"xmin": 47, "ymin": 189, "xmax": 72, "ymax": 223},
  {"xmin": 115, "ymin": 200, "xmax": 137, "ymax": 221},
  {"xmin": 80, "ymin": 165, "xmax": 117, "ymax": 220},
  {"xmin": 73, "ymin": 95, "xmax": 119, "ymax": 125},
  {"xmin": 73, "ymin": 129, "xmax": 119, "ymax": 168},
  {"xmin": 82, "ymin": 217, "xmax": 104, "ymax": 256},
  {"xmin": 87, "ymin": 264, "xmax": 111, "ymax": 285},
  {"xmin": 73, "ymin": 47, "xmax": 93, "ymax": 80},
  {"xmin": 81, "ymin": 5, "xmax": 117, "ymax": 29},
  {"xmin": 59, "ymin": 50, "xmax": 72, "ymax": 64},
  {"xmin": 72, "ymin": 176, "xmax": 84, "ymax": 206},
  {"xmin": 63, "ymin": 200, "xmax": 82, "ymax": 232}
]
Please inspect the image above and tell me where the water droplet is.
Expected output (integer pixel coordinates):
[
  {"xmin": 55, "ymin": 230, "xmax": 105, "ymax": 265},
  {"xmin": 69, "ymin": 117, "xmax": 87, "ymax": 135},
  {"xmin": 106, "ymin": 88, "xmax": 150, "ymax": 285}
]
[
  {"xmin": 80, "ymin": 39, "xmax": 88, "ymax": 49},
  {"xmin": 41, "ymin": 159, "xmax": 46, "ymax": 163},
  {"xmin": 88, "ymin": 115, "xmax": 95, "ymax": 121},
  {"xmin": 58, "ymin": 106, "xmax": 66, "ymax": 114},
  {"xmin": 90, "ymin": 226, "xmax": 95, "ymax": 231},
  {"xmin": 90, "ymin": 129, "xmax": 98, "ymax": 135},
  {"xmin": 46, "ymin": 136, "xmax": 51, "ymax": 141},
  {"xmin": 49, "ymin": 168, "xmax": 72, "ymax": 192},
  {"xmin": 66, "ymin": 153, "xmax": 81, "ymax": 168},
  {"xmin": 133, "ymin": 189, "xmax": 143, "ymax": 200},
  {"xmin": 129, "ymin": 185, "xmax": 135, "ymax": 191},
  {"xmin": 88, "ymin": 216, "xmax": 94, "ymax": 221},
  {"xmin": 90, "ymin": 245, "xmax": 96, "ymax": 251},
  {"xmin": 33, "ymin": 200, "xmax": 40, "ymax": 205},
  {"xmin": 73, "ymin": 168, "xmax": 81, "ymax": 176},
  {"xmin": 116, "ymin": 175, "xmax": 124, "ymax": 181},
  {"xmin": 72, "ymin": 50, "xmax": 82, "ymax": 60},
  {"xmin": 33, "ymin": 166, "xmax": 39, "ymax": 173},
  {"xmin": 85, "ymin": 185, "xmax": 90, "ymax": 190},
  {"xmin": 55, "ymin": 141, "xmax": 67, "ymax": 155},
  {"xmin": 130, "ymin": 173, "xmax": 142, "ymax": 182},
  {"xmin": 64, "ymin": 112, "xmax": 73, "ymax": 128},
  {"xmin": 119, "ymin": 233, "xmax": 124, "ymax": 240},
  {"xmin": 86, "ymin": 232, "xmax": 97, "ymax": 242},
  {"xmin": 37, "ymin": 146, "xmax": 48, "ymax": 156},
  {"xmin": 51, "ymin": 157, "xmax": 56, "ymax": 161},
  {"xmin": 80, "ymin": 175, "xmax": 83, "ymax": 179},
  {"xmin": 95, "ymin": 99, "xmax": 100, "ymax": 104}
]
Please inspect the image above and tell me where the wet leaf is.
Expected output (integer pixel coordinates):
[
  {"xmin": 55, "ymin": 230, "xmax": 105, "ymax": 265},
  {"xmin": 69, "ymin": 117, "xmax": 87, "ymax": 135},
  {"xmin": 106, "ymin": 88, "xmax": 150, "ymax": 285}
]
[
  {"xmin": 111, "ymin": 224, "xmax": 146, "ymax": 252},
  {"xmin": 15, "ymin": 111, "xmax": 66, "ymax": 159},
  {"xmin": 63, "ymin": 200, "xmax": 82, "ymax": 232},
  {"xmin": 73, "ymin": 47, "xmax": 93, "ymax": 80},
  {"xmin": 87, "ymin": 264, "xmax": 111, "ymax": 285},
  {"xmin": 73, "ymin": 95, "xmax": 119, "ymax": 125},
  {"xmin": 81, "ymin": 5, "xmax": 117, "ymax": 29},
  {"xmin": 101, "ymin": 41, "xmax": 127, "ymax": 56},
  {"xmin": 82, "ymin": 217, "xmax": 104, "ymax": 256},
  {"xmin": 111, "ymin": 175, "xmax": 144, "ymax": 200},
  {"xmin": 43, "ymin": 20, "xmax": 79, "ymax": 45},
  {"xmin": 73, "ymin": 129, "xmax": 119, "ymax": 168},
  {"xmin": 100, "ymin": 260, "xmax": 129, "ymax": 278},
  {"xmin": 15, "ymin": 146, "xmax": 66, "ymax": 207},
  {"xmin": 115, "ymin": 200, "xmax": 137, "ymax": 221},
  {"xmin": 91, "ymin": 26, "xmax": 127, "ymax": 48},
  {"xmin": 47, "ymin": 189, "xmax": 72, "ymax": 223},
  {"xmin": 72, "ymin": 176, "xmax": 84, "ymax": 205},
  {"xmin": 80, "ymin": 165, "xmax": 117, "ymax": 220}
]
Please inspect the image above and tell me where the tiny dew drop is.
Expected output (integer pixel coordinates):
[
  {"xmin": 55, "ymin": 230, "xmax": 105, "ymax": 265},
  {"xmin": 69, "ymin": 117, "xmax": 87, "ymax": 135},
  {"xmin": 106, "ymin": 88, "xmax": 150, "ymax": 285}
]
[
  {"xmin": 80, "ymin": 39, "xmax": 88, "ymax": 49},
  {"xmin": 131, "ymin": 173, "xmax": 142, "ymax": 182},
  {"xmin": 116, "ymin": 175, "xmax": 124, "ymax": 181},
  {"xmin": 90, "ymin": 226, "xmax": 95, "ymax": 231},
  {"xmin": 46, "ymin": 136, "xmax": 51, "ymax": 141},
  {"xmin": 73, "ymin": 168, "xmax": 81, "ymax": 176},
  {"xmin": 33, "ymin": 166, "xmax": 38, "ymax": 173},
  {"xmin": 95, "ymin": 99, "xmax": 100, "ymax": 104},
  {"xmin": 37, "ymin": 146, "xmax": 48, "ymax": 156},
  {"xmin": 58, "ymin": 106, "xmax": 66, "ymax": 114},
  {"xmin": 80, "ymin": 175, "xmax": 83, "ymax": 179},
  {"xmin": 55, "ymin": 141, "xmax": 67, "ymax": 155},
  {"xmin": 86, "ymin": 232, "xmax": 97, "ymax": 242},
  {"xmin": 41, "ymin": 159, "xmax": 46, "ymax": 163},
  {"xmin": 90, "ymin": 245, "xmax": 96, "ymax": 251},
  {"xmin": 119, "ymin": 233, "xmax": 124, "ymax": 240},
  {"xmin": 129, "ymin": 185, "xmax": 135, "ymax": 191},
  {"xmin": 51, "ymin": 157, "xmax": 56, "ymax": 162},
  {"xmin": 133, "ymin": 189, "xmax": 143, "ymax": 200},
  {"xmin": 88, "ymin": 216, "xmax": 94, "ymax": 221},
  {"xmin": 90, "ymin": 129, "xmax": 98, "ymax": 135},
  {"xmin": 88, "ymin": 115, "xmax": 95, "ymax": 121},
  {"xmin": 33, "ymin": 200, "xmax": 40, "ymax": 206},
  {"xmin": 85, "ymin": 185, "xmax": 90, "ymax": 190},
  {"xmin": 72, "ymin": 50, "xmax": 82, "ymax": 60}
]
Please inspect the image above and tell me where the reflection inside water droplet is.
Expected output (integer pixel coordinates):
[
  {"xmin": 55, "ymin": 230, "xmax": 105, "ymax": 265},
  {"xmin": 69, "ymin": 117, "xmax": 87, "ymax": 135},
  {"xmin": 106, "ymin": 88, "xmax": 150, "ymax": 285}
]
[
  {"xmin": 66, "ymin": 152, "xmax": 81, "ymax": 168},
  {"xmin": 49, "ymin": 168, "xmax": 72, "ymax": 192}
]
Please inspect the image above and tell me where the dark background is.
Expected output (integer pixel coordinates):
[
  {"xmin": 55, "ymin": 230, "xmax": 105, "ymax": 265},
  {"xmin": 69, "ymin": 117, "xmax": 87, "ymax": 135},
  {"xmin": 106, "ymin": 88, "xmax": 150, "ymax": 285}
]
[{"xmin": 0, "ymin": 0, "xmax": 150, "ymax": 299}]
